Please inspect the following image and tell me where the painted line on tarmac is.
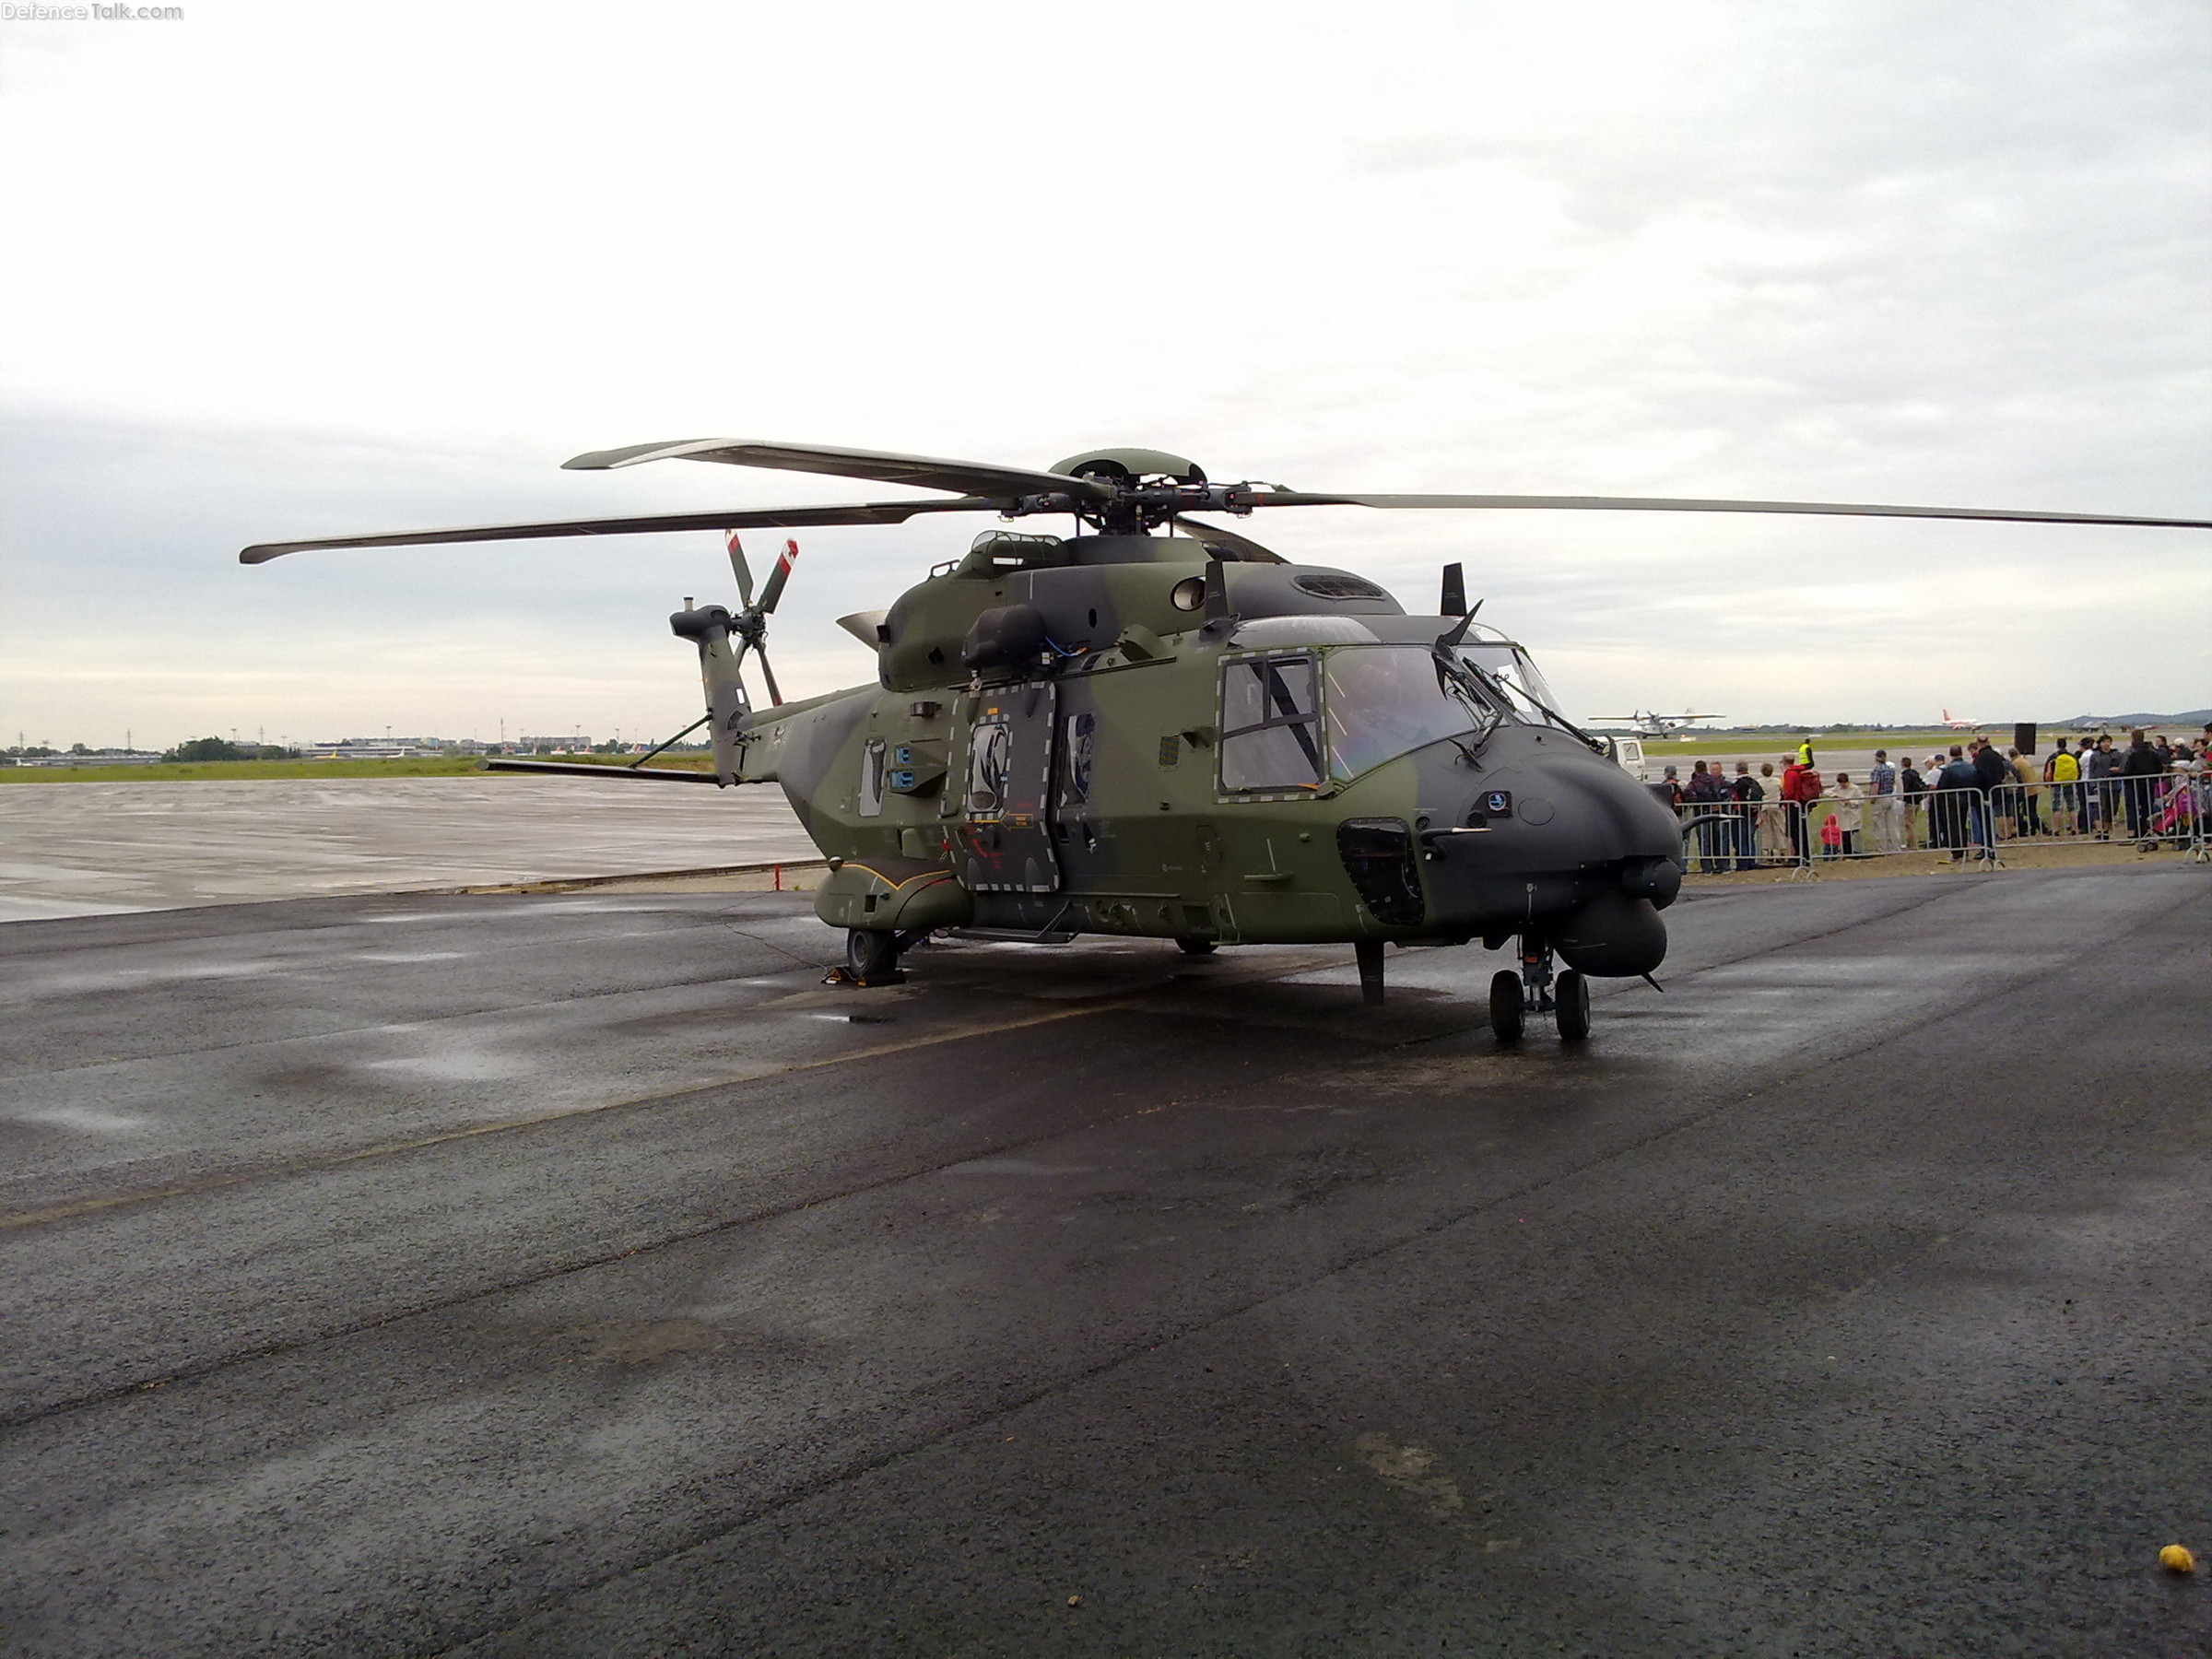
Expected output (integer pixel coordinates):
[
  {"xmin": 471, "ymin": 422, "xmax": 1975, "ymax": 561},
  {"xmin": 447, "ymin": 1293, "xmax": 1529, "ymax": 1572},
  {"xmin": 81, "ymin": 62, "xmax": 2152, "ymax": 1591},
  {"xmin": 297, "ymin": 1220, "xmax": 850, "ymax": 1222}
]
[
  {"xmin": 8, "ymin": 876, "xmax": 2149, "ymax": 1439},
  {"xmin": 0, "ymin": 871, "xmax": 2011, "ymax": 1235},
  {"xmin": 0, "ymin": 876, "xmax": 1977, "ymax": 1236},
  {"xmin": 0, "ymin": 949, "xmax": 1341, "ymax": 1234},
  {"xmin": 0, "ymin": 960, "xmax": 1366, "ymax": 1432}
]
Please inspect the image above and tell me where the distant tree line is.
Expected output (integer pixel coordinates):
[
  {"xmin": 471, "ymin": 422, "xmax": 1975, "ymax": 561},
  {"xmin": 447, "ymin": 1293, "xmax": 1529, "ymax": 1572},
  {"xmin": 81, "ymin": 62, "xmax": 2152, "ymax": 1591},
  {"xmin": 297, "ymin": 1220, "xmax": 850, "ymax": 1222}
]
[{"xmin": 160, "ymin": 737, "xmax": 300, "ymax": 762}]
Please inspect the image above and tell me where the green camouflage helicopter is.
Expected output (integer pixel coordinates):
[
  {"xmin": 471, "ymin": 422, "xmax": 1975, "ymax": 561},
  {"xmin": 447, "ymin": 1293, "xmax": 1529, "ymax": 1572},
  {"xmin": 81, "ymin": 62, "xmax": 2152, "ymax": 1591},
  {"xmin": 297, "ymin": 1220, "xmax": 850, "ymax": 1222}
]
[{"xmin": 241, "ymin": 440, "xmax": 2211, "ymax": 1041}]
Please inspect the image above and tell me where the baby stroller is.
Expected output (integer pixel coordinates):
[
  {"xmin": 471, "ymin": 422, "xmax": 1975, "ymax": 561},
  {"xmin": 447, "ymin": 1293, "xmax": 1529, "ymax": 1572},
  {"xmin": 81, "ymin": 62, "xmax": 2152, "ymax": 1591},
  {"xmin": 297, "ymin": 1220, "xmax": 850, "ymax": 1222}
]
[{"xmin": 2147, "ymin": 777, "xmax": 2197, "ymax": 850}]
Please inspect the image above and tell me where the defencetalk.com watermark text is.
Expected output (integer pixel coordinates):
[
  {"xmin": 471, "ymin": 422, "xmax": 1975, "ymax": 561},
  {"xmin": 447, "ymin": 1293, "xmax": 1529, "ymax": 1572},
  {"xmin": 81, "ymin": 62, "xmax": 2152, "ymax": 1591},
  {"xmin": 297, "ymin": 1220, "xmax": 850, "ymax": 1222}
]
[{"xmin": 2, "ymin": 4, "xmax": 183, "ymax": 18}]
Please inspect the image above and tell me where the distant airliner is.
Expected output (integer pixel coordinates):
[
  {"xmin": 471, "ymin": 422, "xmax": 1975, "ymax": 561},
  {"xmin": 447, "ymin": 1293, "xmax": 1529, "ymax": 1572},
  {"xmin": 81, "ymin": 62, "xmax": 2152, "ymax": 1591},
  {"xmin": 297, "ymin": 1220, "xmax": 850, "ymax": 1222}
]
[{"xmin": 1939, "ymin": 709, "xmax": 1978, "ymax": 730}]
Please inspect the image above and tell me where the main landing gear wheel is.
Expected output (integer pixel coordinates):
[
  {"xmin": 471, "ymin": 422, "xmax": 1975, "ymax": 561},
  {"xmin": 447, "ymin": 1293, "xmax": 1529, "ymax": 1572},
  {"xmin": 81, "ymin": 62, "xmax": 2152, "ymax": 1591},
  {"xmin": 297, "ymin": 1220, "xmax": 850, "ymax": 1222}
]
[
  {"xmin": 844, "ymin": 928, "xmax": 900, "ymax": 982},
  {"xmin": 1488, "ymin": 970, "xmax": 1525, "ymax": 1043},
  {"xmin": 1554, "ymin": 969, "xmax": 1591, "ymax": 1041},
  {"xmin": 1177, "ymin": 937, "xmax": 1218, "ymax": 957}
]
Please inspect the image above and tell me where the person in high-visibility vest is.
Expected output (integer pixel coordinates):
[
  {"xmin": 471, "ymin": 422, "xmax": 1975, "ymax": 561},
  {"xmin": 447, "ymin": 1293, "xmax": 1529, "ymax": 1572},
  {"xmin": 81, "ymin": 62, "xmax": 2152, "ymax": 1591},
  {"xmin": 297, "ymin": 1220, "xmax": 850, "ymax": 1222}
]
[{"xmin": 2042, "ymin": 738, "xmax": 2080, "ymax": 836}]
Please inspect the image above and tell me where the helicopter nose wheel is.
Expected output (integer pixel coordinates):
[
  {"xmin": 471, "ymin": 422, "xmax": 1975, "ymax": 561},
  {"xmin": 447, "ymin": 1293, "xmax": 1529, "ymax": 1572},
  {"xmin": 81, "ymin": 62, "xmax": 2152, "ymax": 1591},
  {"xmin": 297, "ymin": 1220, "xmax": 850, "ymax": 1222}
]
[
  {"xmin": 1554, "ymin": 969, "xmax": 1591, "ymax": 1041},
  {"xmin": 1176, "ymin": 937, "xmax": 1218, "ymax": 957},
  {"xmin": 1489, "ymin": 934, "xmax": 1588, "ymax": 1043},
  {"xmin": 1488, "ymin": 970, "xmax": 1524, "ymax": 1043}
]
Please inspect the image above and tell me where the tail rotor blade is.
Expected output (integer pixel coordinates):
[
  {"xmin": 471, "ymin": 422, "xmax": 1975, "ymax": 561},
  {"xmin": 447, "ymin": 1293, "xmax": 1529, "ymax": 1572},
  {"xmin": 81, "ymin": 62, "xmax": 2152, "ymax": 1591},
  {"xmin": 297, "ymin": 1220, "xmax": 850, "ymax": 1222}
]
[
  {"xmin": 758, "ymin": 538, "xmax": 799, "ymax": 615},
  {"xmin": 1440, "ymin": 561, "xmax": 1466, "ymax": 618},
  {"xmin": 756, "ymin": 645, "xmax": 785, "ymax": 708},
  {"xmin": 725, "ymin": 531, "xmax": 756, "ymax": 607}
]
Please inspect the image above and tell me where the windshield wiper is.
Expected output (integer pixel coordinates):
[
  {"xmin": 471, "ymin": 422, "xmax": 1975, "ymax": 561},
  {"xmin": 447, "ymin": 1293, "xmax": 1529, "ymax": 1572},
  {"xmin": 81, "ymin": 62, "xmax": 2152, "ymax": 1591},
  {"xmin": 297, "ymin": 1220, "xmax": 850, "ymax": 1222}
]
[
  {"xmin": 1432, "ymin": 621, "xmax": 1602, "ymax": 755},
  {"xmin": 1431, "ymin": 617, "xmax": 1506, "ymax": 745}
]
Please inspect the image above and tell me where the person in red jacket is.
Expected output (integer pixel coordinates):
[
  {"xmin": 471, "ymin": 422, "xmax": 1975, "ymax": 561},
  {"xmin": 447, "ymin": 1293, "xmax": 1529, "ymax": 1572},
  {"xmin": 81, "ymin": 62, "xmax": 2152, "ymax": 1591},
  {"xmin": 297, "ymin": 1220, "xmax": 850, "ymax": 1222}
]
[{"xmin": 1779, "ymin": 757, "xmax": 1822, "ymax": 864}]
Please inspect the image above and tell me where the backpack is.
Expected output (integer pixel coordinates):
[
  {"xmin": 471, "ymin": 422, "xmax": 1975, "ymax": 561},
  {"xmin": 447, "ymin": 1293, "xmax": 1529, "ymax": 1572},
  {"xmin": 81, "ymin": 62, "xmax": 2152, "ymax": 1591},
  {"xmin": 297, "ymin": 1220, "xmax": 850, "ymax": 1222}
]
[
  {"xmin": 1687, "ymin": 770, "xmax": 1724, "ymax": 803},
  {"xmin": 2045, "ymin": 751, "xmax": 2078, "ymax": 783}
]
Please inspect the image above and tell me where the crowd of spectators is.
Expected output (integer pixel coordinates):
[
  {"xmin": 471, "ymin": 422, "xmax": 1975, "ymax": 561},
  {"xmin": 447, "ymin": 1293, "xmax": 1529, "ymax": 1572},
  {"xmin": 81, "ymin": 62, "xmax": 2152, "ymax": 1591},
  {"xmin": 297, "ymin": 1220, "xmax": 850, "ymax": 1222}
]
[{"xmin": 1662, "ymin": 724, "xmax": 2208, "ymax": 871}]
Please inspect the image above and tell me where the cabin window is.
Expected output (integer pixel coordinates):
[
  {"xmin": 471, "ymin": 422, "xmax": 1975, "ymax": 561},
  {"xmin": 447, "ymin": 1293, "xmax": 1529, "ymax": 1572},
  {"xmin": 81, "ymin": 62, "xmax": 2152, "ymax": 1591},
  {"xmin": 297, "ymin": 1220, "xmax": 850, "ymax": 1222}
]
[
  {"xmin": 966, "ymin": 719, "xmax": 1012, "ymax": 816},
  {"xmin": 858, "ymin": 736, "xmax": 887, "ymax": 818},
  {"xmin": 1218, "ymin": 653, "xmax": 1323, "ymax": 793},
  {"xmin": 1060, "ymin": 711, "xmax": 1095, "ymax": 806}
]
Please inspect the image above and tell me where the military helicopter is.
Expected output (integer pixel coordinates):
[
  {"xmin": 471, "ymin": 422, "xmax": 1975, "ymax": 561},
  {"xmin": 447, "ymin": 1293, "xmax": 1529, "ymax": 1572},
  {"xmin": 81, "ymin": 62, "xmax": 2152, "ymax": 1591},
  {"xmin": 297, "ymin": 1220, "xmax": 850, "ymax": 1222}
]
[{"xmin": 241, "ymin": 440, "xmax": 2212, "ymax": 1042}]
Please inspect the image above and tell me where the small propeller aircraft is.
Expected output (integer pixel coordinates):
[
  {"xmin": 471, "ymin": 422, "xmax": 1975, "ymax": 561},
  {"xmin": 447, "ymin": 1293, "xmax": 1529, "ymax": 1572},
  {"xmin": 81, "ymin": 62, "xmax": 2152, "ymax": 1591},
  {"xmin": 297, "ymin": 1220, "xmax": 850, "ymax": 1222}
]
[
  {"xmin": 1589, "ymin": 709, "xmax": 1727, "ymax": 739},
  {"xmin": 242, "ymin": 440, "xmax": 2211, "ymax": 1041}
]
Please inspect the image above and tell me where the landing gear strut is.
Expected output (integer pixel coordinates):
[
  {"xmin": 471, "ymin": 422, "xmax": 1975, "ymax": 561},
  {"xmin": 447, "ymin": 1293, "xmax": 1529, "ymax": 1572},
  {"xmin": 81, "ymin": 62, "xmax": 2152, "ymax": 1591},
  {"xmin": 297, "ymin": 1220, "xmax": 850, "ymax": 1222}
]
[{"xmin": 1355, "ymin": 939, "xmax": 1386, "ymax": 1007}]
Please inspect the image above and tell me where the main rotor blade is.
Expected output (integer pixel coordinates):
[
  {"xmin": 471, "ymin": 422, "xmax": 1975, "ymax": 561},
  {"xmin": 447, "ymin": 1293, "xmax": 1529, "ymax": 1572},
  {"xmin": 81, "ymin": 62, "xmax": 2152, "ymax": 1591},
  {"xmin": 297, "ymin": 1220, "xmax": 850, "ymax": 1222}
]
[
  {"xmin": 758, "ymin": 539, "xmax": 799, "ymax": 615},
  {"xmin": 1238, "ymin": 492, "xmax": 2212, "ymax": 531},
  {"xmin": 725, "ymin": 531, "xmax": 755, "ymax": 606},
  {"xmin": 1171, "ymin": 515, "xmax": 1287, "ymax": 563},
  {"xmin": 755, "ymin": 644, "xmax": 784, "ymax": 708},
  {"xmin": 240, "ymin": 497, "xmax": 995, "ymax": 562},
  {"xmin": 561, "ymin": 438, "xmax": 1113, "ymax": 506}
]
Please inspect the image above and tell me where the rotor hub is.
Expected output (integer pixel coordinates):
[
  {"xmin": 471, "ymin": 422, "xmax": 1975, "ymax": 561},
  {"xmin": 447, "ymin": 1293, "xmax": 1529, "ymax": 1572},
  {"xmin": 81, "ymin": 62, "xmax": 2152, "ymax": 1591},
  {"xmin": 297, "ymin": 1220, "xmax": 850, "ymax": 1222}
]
[{"xmin": 1048, "ymin": 447, "xmax": 1206, "ymax": 488}]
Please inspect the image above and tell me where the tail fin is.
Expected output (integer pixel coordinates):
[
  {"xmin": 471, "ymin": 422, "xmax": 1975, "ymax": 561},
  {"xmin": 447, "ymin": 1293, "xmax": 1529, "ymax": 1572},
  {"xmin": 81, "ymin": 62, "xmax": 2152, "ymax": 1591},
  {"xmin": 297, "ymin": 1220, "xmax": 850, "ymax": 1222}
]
[{"xmin": 669, "ymin": 604, "xmax": 750, "ymax": 785}]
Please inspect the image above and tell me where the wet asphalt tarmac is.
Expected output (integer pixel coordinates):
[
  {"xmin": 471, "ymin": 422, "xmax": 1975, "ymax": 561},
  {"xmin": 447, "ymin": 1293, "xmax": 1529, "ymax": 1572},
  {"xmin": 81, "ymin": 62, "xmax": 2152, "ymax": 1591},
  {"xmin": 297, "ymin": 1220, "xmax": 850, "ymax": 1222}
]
[
  {"xmin": 0, "ymin": 778, "xmax": 813, "ymax": 922},
  {"xmin": 1, "ymin": 867, "xmax": 2208, "ymax": 1658}
]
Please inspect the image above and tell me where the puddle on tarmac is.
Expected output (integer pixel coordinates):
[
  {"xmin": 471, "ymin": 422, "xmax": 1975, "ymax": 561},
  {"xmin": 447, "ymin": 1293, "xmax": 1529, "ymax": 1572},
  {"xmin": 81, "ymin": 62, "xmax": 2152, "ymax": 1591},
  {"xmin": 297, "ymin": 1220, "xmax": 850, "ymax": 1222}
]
[{"xmin": 6, "ymin": 1105, "xmax": 156, "ymax": 1135}]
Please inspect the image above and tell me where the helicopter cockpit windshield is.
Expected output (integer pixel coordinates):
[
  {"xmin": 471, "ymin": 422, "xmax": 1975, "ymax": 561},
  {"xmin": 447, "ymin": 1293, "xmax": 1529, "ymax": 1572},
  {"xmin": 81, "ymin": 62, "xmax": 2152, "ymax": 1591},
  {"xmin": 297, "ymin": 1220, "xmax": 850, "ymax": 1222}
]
[
  {"xmin": 1320, "ymin": 647, "xmax": 1494, "ymax": 781},
  {"xmin": 1219, "ymin": 637, "xmax": 1586, "ymax": 793}
]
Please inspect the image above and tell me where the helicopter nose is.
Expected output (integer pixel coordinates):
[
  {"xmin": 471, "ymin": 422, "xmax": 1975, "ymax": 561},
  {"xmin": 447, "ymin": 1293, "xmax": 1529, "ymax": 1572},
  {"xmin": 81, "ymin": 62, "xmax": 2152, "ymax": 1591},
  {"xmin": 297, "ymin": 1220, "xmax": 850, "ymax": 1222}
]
[
  {"xmin": 1413, "ymin": 741, "xmax": 1683, "ymax": 973},
  {"xmin": 1471, "ymin": 748, "xmax": 1679, "ymax": 869},
  {"xmin": 1534, "ymin": 759, "xmax": 1680, "ymax": 976}
]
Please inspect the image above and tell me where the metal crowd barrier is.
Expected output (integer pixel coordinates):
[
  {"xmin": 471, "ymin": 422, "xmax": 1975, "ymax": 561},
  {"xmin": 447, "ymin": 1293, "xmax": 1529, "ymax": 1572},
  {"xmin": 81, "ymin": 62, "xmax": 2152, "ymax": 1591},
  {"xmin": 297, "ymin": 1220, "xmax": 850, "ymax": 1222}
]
[{"xmin": 1665, "ymin": 762, "xmax": 2209, "ymax": 877}]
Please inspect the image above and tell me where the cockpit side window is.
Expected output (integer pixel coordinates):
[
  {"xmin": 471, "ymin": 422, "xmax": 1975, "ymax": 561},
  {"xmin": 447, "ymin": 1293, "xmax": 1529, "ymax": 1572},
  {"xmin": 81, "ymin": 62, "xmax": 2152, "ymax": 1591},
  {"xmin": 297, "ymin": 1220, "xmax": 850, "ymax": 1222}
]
[{"xmin": 1218, "ymin": 653, "xmax": 1324, "ymax": 792}]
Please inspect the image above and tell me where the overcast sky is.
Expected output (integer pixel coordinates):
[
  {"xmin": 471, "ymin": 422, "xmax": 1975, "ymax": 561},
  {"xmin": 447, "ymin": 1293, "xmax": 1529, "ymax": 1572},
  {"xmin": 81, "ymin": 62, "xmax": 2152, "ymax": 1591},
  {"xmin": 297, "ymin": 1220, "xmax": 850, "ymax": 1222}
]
[{"xmin": 2, "ymin": 0, "xmax": 2206, "ymax": 748}]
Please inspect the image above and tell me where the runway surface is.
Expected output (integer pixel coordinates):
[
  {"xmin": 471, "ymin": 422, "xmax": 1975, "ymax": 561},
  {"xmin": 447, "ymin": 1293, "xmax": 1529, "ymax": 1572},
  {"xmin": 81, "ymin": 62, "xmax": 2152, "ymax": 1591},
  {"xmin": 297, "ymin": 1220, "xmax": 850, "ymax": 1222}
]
[
  {"xmin": 2, "ymin": 868, "xmax": 2208, "ymax": 1656},
  {"xmin": 0, "ymin": 778, "xmax": 813, "ymax": 922}
]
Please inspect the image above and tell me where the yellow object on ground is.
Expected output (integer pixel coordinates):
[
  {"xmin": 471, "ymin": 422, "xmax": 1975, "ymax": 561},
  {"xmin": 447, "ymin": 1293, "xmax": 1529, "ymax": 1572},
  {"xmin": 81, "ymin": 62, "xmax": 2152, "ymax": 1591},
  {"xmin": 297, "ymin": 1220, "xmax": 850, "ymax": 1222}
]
[{"xmin": 2159, "ymin": 1544, "xmax": 2195, "ymax": 1572}]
